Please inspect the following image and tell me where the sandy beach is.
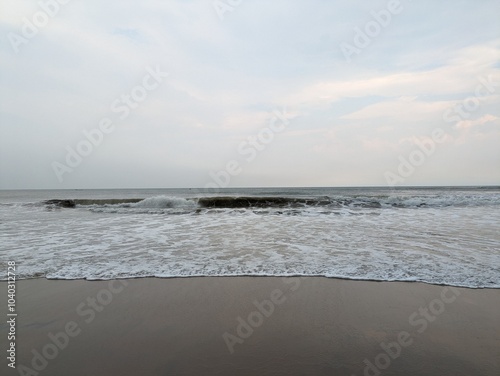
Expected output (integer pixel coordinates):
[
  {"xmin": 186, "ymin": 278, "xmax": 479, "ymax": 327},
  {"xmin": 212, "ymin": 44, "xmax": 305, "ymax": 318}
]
[{"xmin": 1, "ymin": 277, "xmax": 499, "ymax": 376}]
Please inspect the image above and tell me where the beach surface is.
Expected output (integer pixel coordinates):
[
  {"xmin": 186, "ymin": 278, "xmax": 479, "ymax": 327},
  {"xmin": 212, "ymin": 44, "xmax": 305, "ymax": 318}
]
[{"xmin": 1, "ymin": 277, "xmax": 499, "ymax": 376}]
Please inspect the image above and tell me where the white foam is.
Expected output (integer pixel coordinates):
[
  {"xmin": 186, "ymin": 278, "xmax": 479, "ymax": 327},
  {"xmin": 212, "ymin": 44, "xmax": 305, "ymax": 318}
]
[
  {"xmin": 1, "ymin": 200, "xmax": 499, "ymax": 288},
  {"xmin": 132, "ymin": 196, "xmax": 196, "ymax": 208}
]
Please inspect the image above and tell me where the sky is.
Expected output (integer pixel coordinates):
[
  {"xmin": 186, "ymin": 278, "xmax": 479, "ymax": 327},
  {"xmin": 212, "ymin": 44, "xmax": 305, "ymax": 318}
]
[{"xmin": 0, "ymin": 0, "xmax": 499, "ymax": 189}]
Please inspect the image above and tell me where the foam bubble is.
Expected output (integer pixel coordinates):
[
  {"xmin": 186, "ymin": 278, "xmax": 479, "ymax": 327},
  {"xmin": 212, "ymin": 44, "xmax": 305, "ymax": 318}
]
[
  {"xmin": 2, "ymin": 191, "xmax": 499, "ymax": 288},
  {"xmin": 133, "ymin": 196, "xmax": 196, "ymax": 208}
]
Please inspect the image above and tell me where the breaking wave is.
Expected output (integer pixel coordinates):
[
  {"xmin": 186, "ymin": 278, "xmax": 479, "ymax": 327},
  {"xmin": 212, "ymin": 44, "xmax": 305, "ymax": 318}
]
[{"xmin": 42, "ymin": 193, "xmax": 500, "ymax": 213}]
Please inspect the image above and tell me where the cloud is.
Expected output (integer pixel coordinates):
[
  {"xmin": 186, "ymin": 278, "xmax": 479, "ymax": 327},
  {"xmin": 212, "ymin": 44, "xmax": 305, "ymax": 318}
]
[
  {"xmin": 456, "ymin": 114, "xmax": 499, "ymax": 129},
  {"xmin": 1, "ymin": 0, "xmax": 499, "ymax": 188}
]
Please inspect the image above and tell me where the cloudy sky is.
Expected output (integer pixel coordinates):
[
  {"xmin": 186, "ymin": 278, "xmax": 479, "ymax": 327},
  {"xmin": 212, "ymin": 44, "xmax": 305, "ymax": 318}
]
[{"xmin": 1, "ymin": 0, "xmax": 499, "ymax": 189}]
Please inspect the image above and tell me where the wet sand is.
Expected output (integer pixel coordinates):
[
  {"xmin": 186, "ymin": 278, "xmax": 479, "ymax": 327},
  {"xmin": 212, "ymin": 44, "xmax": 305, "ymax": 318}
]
[{"xmin": 1, "ymin": 277, "xmax": 499, "ymax": 376}]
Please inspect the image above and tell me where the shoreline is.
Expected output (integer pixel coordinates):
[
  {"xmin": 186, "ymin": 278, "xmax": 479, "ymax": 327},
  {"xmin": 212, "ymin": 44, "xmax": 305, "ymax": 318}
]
[
  {"xmin": 2, "ymin": 275, "xmax": 499, "ymax": 290},
  {"xmin": 1, "ymin": 277, "xmax": 499, "ymax": 375}
]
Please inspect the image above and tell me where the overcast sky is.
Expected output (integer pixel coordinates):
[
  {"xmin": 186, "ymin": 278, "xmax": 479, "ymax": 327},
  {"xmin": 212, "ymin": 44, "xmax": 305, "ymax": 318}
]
[{"xmin": 1, "ymin": 0, "xmax": 499, "ymax": 189}]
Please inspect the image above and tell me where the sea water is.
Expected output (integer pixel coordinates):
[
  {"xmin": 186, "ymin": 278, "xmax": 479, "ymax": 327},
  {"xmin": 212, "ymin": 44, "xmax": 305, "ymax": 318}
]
[{"xmin": 1, "ymin": 187, "xmax": 499, "ymax": 288}]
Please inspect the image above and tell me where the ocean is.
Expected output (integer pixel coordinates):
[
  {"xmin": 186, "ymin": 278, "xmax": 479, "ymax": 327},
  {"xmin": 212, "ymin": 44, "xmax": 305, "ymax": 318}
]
[{"xmin": 1, "ymin": 187, "xmax": 499, "ymax": 288}]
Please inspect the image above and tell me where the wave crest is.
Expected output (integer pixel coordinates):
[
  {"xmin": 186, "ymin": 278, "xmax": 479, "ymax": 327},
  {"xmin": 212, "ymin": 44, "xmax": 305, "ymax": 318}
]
[{"xmin": 133, "ymin": 196, "xmax": 195, "ymax": 208}]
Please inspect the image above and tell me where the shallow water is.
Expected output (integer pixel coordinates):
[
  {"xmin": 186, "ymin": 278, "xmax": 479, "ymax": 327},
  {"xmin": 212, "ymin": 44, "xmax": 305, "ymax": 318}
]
[{"xmin": 1, "ymin": 187, "xmax": 499, "ymax": 288}]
